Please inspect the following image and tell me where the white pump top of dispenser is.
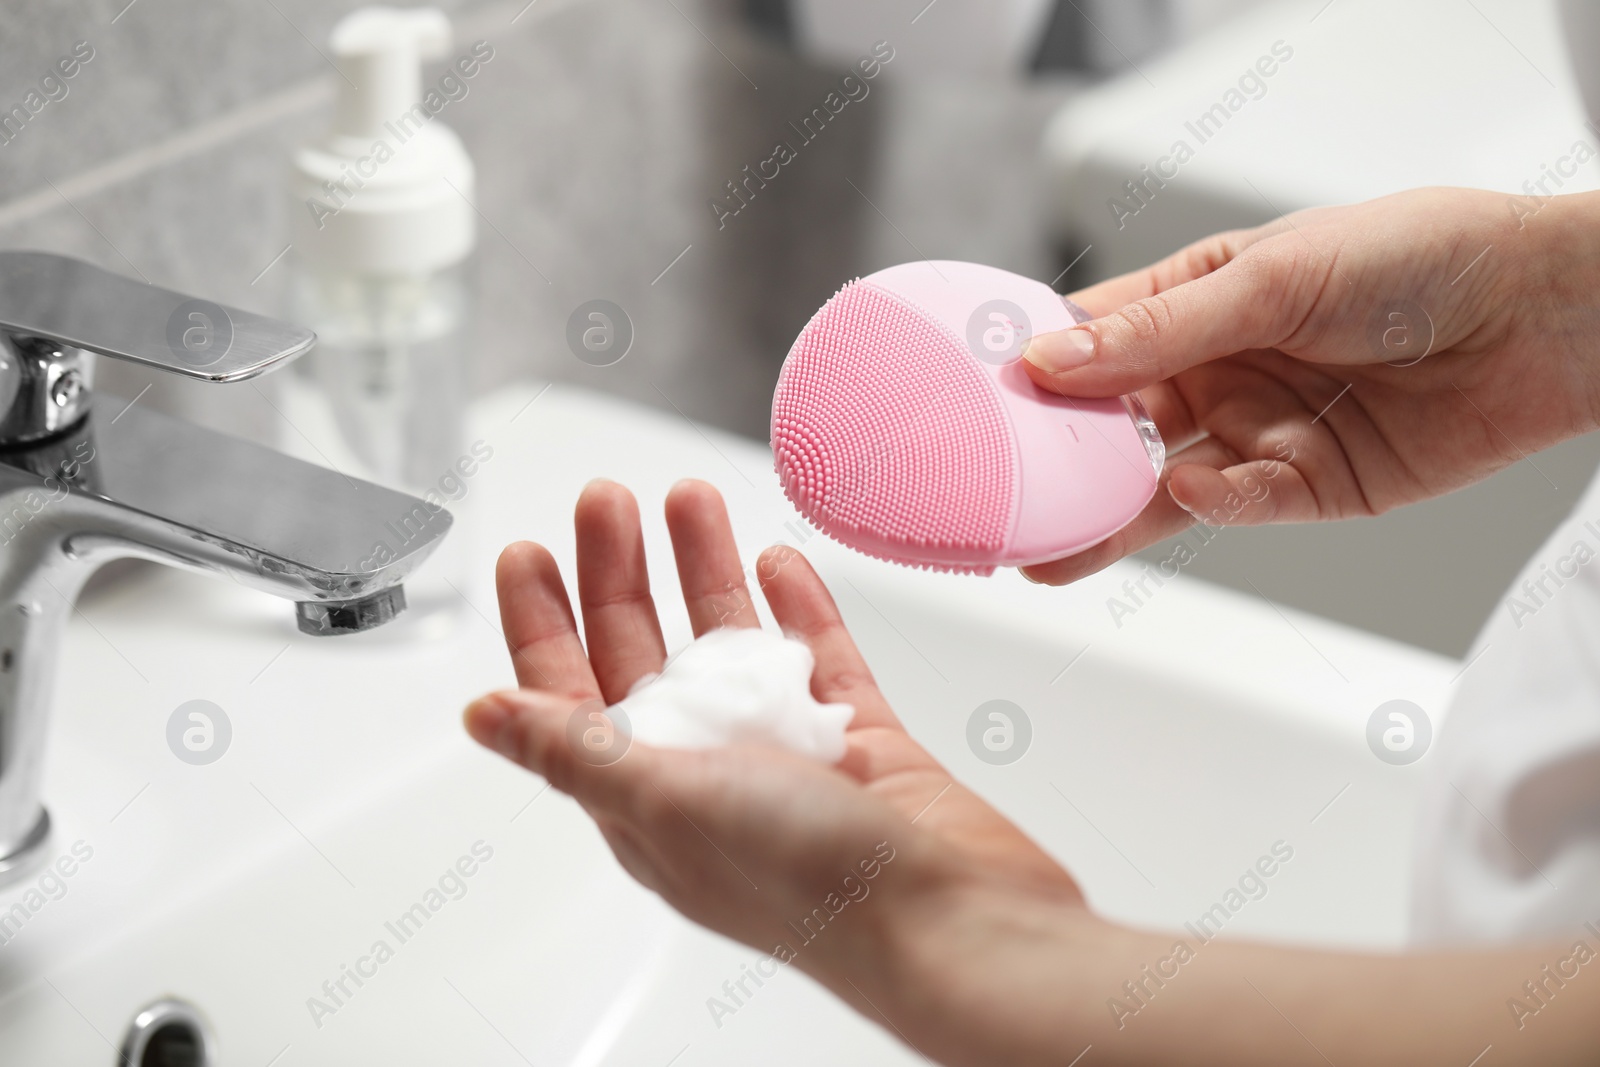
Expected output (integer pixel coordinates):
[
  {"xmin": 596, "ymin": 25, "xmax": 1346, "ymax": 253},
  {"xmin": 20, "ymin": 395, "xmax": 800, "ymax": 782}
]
[{"xmin": 290, "ymin": 6, "xmax": 476, "ymax": 275}]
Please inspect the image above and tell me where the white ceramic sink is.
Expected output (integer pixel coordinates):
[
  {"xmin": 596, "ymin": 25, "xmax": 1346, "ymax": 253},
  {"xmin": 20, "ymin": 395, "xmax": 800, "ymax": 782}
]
[{"xmin": 0, "ymin": 384, "xmax": 1457, "ymax": 1065}]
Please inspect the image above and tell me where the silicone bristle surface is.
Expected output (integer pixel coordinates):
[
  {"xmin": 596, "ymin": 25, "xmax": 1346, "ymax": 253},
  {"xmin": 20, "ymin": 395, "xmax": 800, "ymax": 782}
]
[{"xmin": 771, "ymin": 281, "xmax": 1013, "ymax": 574}]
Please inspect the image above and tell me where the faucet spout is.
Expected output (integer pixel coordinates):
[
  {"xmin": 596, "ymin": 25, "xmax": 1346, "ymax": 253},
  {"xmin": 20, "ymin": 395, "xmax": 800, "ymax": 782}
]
[
  {"xmin": 40, "ymin": 395, "xmax": 453, "ymax": 600},
  {"xmin": 296, "ymin": 587, "xmax": 409, "ymax": 636}
]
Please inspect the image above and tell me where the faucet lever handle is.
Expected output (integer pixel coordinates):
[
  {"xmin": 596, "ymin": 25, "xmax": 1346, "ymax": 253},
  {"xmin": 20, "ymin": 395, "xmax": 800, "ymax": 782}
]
[{"xmin": 0, "ymin": 251, "xmax": 315, "ymax": 383}]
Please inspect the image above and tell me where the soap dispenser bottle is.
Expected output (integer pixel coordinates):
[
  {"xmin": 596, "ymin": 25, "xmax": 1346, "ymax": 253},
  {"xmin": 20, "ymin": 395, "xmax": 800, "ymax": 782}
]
[{"xmin": 285, "ymin": 5, "xmax": 477, "ymax": 630}]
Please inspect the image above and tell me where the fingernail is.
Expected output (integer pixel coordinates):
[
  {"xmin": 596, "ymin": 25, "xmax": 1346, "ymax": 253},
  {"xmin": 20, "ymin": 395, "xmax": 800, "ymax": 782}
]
[
  {"xmin": 464, "ymin": 695, "xmax": 518, "ymax": 758},
  {"xmin": 1019, "ymin": 568, "xmax": 1042, "ymax": 585},
  {"xmin": 1022, "ymin": 327, "xmax": 1096, "ymax": 372}
]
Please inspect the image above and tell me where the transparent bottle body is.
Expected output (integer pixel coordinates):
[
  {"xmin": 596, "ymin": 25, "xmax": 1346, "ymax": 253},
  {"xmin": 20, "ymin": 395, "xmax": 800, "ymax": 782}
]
[{"xmin": 285, "ymin": 261, "xmax": 474, "ymax": 634}]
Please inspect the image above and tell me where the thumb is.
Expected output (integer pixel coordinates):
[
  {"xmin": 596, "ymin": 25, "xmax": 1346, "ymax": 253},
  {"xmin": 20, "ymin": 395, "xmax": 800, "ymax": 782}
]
[{"xmin": 1021, "ymin": 255, "xmax": 1298, "ymax": 397}]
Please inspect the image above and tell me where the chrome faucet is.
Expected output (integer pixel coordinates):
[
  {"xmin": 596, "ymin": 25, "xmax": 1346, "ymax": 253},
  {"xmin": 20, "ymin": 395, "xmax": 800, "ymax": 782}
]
[{"xmin": 0, "ymin": 251, "xmax": 452, "ymax": 885}]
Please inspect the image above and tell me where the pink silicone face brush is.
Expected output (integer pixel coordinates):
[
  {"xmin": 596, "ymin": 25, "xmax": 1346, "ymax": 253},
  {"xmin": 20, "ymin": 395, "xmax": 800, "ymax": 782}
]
[{"xmin": 771, "ymin": 260, "xmax": 1164, "ymax": 576}]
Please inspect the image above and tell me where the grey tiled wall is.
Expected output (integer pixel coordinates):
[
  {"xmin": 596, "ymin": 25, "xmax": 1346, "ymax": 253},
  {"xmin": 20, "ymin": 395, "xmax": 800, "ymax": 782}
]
[{"xmin": 0, "ymin": 0, "xmax": 1066, "ymax": 445}]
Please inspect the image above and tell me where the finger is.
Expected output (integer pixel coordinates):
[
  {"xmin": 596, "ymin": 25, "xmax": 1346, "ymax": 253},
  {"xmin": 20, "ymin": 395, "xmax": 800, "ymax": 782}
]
[
  {"xmin": 1064, "ymin": 225, "xmax": 1265, "ymax": 315},
  {"xmin": 1018, "ymin": 435, "xmax": 1242, "ymax": 586},
  {"xmin": 463, "ymin": 688, "xmax": 650, "ymax": 812},
  {"xmin": 496, "ymin": 542, "xmax": 601, "ymax": 699},
  {"xmin": 755, "ymin": 545, "xmax": 902, "ymax": 731},
  {"xmin": 1173, "ymin": 355, "xmax": 1375, "ymax": 522},
  {"xmin": 1166, "ymin": 460, "xmax": 1326, "ymax": 525},
  {"xmin": 575, "ymin": 480, "xmax": 670, "ymax": 704},
  {"xmin": 665, "ymin": 479, "xmax": 762, "ymax": 635},
  {"xmin": 1025, "ymin": 238, "xmax": 1312, "ymax": 398}
]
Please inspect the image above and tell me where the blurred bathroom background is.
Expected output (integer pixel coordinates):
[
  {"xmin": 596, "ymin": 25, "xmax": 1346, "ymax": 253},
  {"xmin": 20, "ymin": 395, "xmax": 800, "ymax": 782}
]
[{"xmin": 0, "ymin": 0, "xmax": 1593, "ymax": 657}]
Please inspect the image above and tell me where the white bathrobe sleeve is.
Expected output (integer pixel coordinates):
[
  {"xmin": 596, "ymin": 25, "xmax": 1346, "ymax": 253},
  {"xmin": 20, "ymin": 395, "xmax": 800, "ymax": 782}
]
[{"xmin": 1411, "ymin": 466, "xmax": 1600, "ymax": 945}]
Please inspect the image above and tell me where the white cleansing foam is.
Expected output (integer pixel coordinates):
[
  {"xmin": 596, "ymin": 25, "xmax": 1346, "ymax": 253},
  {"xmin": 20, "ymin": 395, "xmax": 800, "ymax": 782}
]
[{"xmin": 616, "ymin": 628, "xmax": 854, "ymax": 761}]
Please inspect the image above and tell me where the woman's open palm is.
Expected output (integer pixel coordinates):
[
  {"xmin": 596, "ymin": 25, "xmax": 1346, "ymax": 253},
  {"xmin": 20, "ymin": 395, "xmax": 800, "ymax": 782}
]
[{"xmin": 463, "ymin": 479, "xmax": 1080, "ymax": 988}]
